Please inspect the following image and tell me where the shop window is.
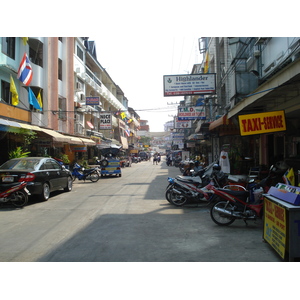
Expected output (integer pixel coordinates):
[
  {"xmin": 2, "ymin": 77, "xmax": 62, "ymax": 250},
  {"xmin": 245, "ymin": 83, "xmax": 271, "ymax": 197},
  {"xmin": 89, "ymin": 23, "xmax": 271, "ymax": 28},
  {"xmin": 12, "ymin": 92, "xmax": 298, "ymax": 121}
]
[
  {"xmin": 28, "ymin": 39, "xmax": 43, "ymax": 67},
  {"xmin": 2, "ymin": 37, "xmax": 15, "ymax": 59},
  {"xmin": 1, "ymin": 80, "xmax": 11, "ymax": 104}
]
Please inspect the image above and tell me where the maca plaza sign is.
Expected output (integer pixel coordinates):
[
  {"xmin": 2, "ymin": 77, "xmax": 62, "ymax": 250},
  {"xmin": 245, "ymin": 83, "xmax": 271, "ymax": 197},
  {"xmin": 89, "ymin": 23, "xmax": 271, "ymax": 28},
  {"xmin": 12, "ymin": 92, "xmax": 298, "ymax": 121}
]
[{"xmin": 238, "ymin": 110, "xmax": 286, "ymax": 136}]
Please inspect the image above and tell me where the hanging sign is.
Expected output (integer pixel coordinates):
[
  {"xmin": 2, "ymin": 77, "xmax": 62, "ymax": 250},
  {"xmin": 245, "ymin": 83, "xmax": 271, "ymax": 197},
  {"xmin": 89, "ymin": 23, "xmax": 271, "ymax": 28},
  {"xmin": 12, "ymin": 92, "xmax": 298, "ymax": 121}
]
[
  {"xmin": 178, "ymin": 106, "xmax": 206, "ymax": 120},
  {"xmin": 100, "ymin": 112, "xmax": 112, "ymax": 130},
  {"xmin": 163, "ymin": 74, "xmax": 216, "ymax": 96},
  {"xmin": 238, "ymin": 110, "xmax": 286, "ymax": 136},
  {"xmin": 86, "ymin": 96, "xmax": 100, "ymax": 105}
]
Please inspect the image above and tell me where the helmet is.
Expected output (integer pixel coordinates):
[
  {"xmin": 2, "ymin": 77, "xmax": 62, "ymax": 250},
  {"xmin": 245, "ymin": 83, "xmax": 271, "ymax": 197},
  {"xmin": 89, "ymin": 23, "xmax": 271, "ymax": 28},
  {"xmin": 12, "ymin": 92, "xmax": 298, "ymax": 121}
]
[{"xmin": 213, "ymin": 164, "xmax": 221, "ymax": 171}]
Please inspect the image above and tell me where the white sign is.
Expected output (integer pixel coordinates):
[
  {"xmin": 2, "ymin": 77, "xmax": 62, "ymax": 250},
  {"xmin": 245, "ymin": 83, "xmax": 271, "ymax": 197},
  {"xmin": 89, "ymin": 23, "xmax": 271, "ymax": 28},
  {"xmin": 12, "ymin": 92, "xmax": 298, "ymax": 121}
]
[
  {"xmin": 99, "ymin": 112, "xmax": 112, "ymax": 129},
  {"xmin": 178, "ymin": 106, "xmax": 206, "ymax": 120},
  {"xmin": 174, "ymin": 117, "xmax": 192, "ymax": 129},
  {"xmin": 163, "ymin": 74, "xmax": 216, "ymax": 96}
]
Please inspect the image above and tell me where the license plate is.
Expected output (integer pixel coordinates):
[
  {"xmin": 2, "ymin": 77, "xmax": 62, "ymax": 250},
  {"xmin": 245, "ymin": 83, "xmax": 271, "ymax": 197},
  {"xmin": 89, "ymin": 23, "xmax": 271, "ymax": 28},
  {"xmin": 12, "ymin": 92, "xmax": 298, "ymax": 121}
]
[{"xmin": 2, "ymin": 176, "xmax": 14, "ymax": 182}]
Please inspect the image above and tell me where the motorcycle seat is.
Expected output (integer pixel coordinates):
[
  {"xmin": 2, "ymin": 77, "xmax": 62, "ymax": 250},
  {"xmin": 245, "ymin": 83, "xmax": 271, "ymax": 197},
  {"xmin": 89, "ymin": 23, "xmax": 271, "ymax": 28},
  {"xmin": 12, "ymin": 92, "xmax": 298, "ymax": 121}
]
[
  {"xmin": 219, "ymin": 188, "xmax": 249, "ymax": 201},
  {"xmin": 176, "ymin": 175, "xmax": 201, "ymax": 183}
]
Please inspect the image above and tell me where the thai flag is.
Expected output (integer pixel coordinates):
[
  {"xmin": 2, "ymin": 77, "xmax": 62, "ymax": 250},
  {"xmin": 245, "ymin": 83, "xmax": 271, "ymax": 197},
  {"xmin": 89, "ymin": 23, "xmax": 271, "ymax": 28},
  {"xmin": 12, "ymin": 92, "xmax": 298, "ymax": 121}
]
[{"xmin": 17, "ymin": 53, "xmax": 33, "ymax": 86}]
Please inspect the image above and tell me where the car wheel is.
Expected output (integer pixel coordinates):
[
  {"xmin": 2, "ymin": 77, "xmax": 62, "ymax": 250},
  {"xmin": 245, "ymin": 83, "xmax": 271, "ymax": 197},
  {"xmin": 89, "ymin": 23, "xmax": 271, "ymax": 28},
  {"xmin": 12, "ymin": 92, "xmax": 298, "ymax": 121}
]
[
  {"xmin": 64, "ymin": 176, "xmax": 73, "ymax": 192},
  {"xmin": 39, "ymin": 182, "xmax": 50, "ymax": 201}
]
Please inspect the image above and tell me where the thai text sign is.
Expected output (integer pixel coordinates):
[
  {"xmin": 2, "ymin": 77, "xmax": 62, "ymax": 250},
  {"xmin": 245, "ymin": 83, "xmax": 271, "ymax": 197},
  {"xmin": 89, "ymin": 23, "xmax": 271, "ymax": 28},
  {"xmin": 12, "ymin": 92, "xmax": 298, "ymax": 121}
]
[
  {"xmin": 238, "ymin": 110, "xmax": 286, "ymax": 136},
  {"xmin": 263, "ymin": 197, "xmax": 287, "ymax": 259},
  {"xmin": 178, "ymin": 106, "xmax": 206, "ymax": 120},
  {"xmin": 99, "ymin": 112, "xmax": 112, "ymax": 130},
  {"xmin": 163, "ymin": 74, "xmax": 216, "ymax": 96},
  {"xmin": 86, "ymin": 96, "xmax": 100, "ymax": 105}
]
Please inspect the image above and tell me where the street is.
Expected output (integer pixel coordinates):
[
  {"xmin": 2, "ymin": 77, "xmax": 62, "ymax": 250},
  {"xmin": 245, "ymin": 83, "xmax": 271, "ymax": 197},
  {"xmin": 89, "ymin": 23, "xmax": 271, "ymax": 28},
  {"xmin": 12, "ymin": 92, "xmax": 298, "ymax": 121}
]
[{"xmin": 0, "ymin": 158, "xmax": 282, "ymax": 262}]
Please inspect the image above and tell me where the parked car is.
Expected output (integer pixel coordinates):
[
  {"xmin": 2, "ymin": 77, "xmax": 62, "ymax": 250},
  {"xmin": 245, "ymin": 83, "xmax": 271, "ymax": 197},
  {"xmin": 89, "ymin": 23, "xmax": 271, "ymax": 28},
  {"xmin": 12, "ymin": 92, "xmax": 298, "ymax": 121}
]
[{"xmin": 0, "ymin": 157, "xmax": 73, "ymax": 201}]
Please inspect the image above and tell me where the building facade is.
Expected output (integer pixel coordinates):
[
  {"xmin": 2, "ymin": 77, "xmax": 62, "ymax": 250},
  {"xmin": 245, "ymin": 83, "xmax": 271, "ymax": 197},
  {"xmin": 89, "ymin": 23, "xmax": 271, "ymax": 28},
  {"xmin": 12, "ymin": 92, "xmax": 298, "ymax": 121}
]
[
  {"xmin": 179, "ymin": 37, "xmax": 300, "ymax": 179},
  {"xmin": 0, "ymin": 37, "xmax": 141, "ymax": 165}
]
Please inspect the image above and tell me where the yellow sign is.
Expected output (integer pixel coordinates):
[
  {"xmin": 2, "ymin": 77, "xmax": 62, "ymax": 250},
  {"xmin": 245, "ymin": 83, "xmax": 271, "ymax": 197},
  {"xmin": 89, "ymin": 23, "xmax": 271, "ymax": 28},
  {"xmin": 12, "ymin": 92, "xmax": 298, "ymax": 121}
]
[
  {"xmin": 263, "ymin": 198, "xmax": 286, "ymax": 259},
  {"xmin": 238, "ymin": 110, "xmax": 286, "ymax": 136}
]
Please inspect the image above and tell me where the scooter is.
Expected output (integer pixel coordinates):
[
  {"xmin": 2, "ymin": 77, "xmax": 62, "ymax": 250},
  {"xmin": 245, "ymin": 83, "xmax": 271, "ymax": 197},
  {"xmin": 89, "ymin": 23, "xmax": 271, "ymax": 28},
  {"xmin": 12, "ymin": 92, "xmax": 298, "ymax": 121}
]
[
  {"xmin": 72, "ymin": 163, "xmax": 100, "ymax": 182},
  {"xmin": 165, "ymin": 162, "xmax": 227, "ymax": 205},
  {"xmin": 0, "ymin": 181, "xmax": 29, "ymax": 207}
]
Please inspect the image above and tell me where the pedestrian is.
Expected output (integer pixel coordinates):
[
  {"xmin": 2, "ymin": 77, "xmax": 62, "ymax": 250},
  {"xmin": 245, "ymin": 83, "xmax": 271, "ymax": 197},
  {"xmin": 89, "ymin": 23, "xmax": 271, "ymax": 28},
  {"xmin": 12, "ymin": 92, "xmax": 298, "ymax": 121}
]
[{"xmin": 153, "ymin": 153, "xmax": 158, "ymax": 165}]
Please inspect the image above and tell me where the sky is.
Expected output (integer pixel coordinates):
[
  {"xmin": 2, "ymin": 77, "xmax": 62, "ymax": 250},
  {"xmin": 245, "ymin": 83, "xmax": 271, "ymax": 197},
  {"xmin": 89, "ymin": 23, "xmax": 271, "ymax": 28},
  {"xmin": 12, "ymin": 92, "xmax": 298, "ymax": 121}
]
[{"xmin": 90, "ymin": 35, "xmax": 202, "ymax": 131}]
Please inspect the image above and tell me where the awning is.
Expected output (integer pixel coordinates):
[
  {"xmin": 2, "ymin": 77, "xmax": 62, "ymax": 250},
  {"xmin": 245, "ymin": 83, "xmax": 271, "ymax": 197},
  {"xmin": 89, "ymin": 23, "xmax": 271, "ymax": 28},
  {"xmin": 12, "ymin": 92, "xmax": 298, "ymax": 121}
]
[
  {"xmin": 80, "ymin": 137, "xmax": 96, "ymax": 146},
  {"xmin": 209, "ymin": 114, "xmax": 240, "ymax": 136},
  {"xmin": 38, "ymin": 128, "xmax": 72, "ymax": 143},
  {"xmin": 0, "ymin": 118, "xmax": 22, "ymax": 133},
  {"xmin": 120, "ymin": 136, "xmax": 128, "ymax": 149},
  {"xmin": 195, "ymin": 121, "xmax": 211, "ymax": 133},
  {"xmin": 209, "ymin": 115, "xmax": 228, "ymax": 131}
]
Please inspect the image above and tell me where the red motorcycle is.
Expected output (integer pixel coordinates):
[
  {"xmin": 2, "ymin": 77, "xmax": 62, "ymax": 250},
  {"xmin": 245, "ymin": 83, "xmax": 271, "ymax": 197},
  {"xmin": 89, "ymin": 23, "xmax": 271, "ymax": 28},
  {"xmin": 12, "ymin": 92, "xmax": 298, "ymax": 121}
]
[
  {"xmin": 0, "ymin": 181, "xmax": 29, "ymax": 207},
  {"xmin": 206, "ymin": 183, "xmax": 264, "ymax": 226}
]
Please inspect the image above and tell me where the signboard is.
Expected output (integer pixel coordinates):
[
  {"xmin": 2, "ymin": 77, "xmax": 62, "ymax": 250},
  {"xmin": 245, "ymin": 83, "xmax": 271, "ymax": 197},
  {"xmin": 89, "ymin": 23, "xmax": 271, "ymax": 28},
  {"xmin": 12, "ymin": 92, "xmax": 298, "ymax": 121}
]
[
  {"xmin": 238, "ymin": 110, "xmax": 286, "ymax": 136},
  {"xmin": 163, "ymin": 73, "xmax": 216, "ymax": 96},
  {"xmin": 86, "ymin": 96, "xmax": 100, "ymax": 105},
  {"xmin": 99, "ymin": 112, "xmax": 112, "ymax": 130},
  {"xmin": 178, "ymin": 106, "xmax": 206, "ymax": 120},
  {"xmin": 264, "ymin": 197, "xmax": 287, "ymax": 259},
  {"xmin": 174, "ymin": 117, "xmax": 192, "ymax": 129}
]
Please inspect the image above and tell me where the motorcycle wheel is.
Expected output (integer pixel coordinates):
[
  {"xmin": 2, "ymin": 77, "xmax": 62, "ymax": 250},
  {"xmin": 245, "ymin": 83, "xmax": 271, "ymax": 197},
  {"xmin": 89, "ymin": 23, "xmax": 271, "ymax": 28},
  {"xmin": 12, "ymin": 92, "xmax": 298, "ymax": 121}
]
[
  {"xmin": 165, "ymin": 184, "xmax": 173, "ymax": 202},
  {"xmin": 89, "ymin": 171, "xmax": 100, "ymax": 182},
  {"xmin": 210, "ymin": 201, "xmax": 236, "ymax": 226},
  {"xmin": 169, "ymin": 190, "xmax": 188, "ymax": 206},
  {"xmin": 12, "ymin": 190, "xmax": 28, "ymax": 207}
]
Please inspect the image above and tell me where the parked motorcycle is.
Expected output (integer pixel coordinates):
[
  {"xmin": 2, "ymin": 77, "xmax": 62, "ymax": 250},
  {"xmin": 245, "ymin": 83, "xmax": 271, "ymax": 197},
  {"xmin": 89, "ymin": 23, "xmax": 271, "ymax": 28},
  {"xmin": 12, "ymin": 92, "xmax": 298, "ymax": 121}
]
[
  {"xmin": 165, "ymin": 162, "xmax": 227, "ymax": 205},
  {"xmin": 0, "ymin": 181, "xmax": 29, "ymax": 207},
  {"xmin": 72, "ymin": 163, "xmax": 100, "ymax": 182}
]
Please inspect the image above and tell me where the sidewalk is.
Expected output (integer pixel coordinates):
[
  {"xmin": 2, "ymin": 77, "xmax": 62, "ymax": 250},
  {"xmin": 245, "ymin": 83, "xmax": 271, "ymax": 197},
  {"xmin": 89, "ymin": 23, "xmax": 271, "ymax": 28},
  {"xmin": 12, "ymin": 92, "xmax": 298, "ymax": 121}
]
[{"xmin": 163, "ymin": 161, "xmax": 283, "ymax": 262}]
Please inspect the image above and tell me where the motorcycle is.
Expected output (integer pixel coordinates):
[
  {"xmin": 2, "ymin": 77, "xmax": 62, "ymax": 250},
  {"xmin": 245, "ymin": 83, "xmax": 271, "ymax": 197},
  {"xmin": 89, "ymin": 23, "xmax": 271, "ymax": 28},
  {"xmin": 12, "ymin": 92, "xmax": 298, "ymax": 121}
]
[
  {"xmin": 165, "ymin": 162, "xmax": 227, "ymax": 205},
  {"xmin": 0, "ymin": 181, "xmax": 29, "ymax": 207},
  {"xmin": 72, "ymin": 163, "xmax": 100, "ymax": 182}
]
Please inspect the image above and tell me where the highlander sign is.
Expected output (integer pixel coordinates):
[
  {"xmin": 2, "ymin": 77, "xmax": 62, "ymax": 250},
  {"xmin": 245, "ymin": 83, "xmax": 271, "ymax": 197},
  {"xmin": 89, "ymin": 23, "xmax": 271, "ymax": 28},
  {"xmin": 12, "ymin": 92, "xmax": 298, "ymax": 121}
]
[
  {"xmin": 238, "ymin": 110, "xmax": 286, "ymax": 136},
  {"xmin": 99, "ymin": 112, "xmax": 112, "ymax": 130},
  {"xmin": 163, "ymin": 74, "xmax": 216, "ymax": 96}
]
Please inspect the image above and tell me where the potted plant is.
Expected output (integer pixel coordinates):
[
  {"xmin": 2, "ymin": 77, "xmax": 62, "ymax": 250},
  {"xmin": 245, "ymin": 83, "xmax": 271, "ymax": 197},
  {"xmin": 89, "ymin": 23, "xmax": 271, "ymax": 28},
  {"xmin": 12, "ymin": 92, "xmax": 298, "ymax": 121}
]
[{"xmin": 8, "ymin": 147, "xmax": 31, "ymax": 159}]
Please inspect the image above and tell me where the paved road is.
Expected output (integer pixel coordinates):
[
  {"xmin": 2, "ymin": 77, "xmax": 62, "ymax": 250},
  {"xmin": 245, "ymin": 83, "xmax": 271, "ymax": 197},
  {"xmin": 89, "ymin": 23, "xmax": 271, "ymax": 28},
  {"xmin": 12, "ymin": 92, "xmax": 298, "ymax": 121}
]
[{"xmin": 0, "ymin": 158, "xmax": 282, "ymax": 262}]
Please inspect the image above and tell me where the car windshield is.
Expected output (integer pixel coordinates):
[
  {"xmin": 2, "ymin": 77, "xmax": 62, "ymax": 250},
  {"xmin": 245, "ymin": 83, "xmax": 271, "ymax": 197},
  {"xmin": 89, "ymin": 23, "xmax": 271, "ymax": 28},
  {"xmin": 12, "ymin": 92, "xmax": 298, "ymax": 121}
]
[{"xmin": 0, "ymin": 159, "xmax": 40, "ymax": 171}]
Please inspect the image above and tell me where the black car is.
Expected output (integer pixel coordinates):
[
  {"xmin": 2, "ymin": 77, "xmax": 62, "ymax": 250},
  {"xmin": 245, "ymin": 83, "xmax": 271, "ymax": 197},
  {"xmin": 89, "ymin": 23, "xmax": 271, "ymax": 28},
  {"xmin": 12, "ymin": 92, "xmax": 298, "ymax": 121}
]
[{"xmin": 0, "ymin": 157, "xmax": 73, "ymax": 201}]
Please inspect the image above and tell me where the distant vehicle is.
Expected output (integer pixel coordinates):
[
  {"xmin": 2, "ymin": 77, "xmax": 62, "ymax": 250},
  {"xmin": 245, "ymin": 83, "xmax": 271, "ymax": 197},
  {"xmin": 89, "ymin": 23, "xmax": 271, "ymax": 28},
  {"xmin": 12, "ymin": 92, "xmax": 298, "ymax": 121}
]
[
  {"xmin": 138, "ymin": 151, "xmax": 148, "ymax": 161},
  {"xmin": 99, "ymin": 147, "xmax": 122, "ymax": 177},
  {"xmin": 0, "ymin": 157, "xmax": 73, "ymax": 201}
]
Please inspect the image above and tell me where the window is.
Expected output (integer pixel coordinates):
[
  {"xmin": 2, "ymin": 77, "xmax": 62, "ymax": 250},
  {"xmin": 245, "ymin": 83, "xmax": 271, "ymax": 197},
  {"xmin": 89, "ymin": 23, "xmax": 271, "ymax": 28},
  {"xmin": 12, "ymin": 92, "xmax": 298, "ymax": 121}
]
[
  {"xmin": 28, "ymin": 39, "xmax": 43, "ymax": 67},
  {"xmin": 1, "ymin": 80, "xmax": 10, "ymax": 104},
  {"xmin": 77, "ymin": 45, "xmax": 84, "ymax": 61},
  {"xmin": 2, "ymin": 37, "xmax": 15, "ymax": 59},
  {"xmin": 58, "ymin": 59, "xmax": 62, "ymax": 80},
  {"xmin": 58, "ymin": 97, "xmax": 66, "ymax": 120}
]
